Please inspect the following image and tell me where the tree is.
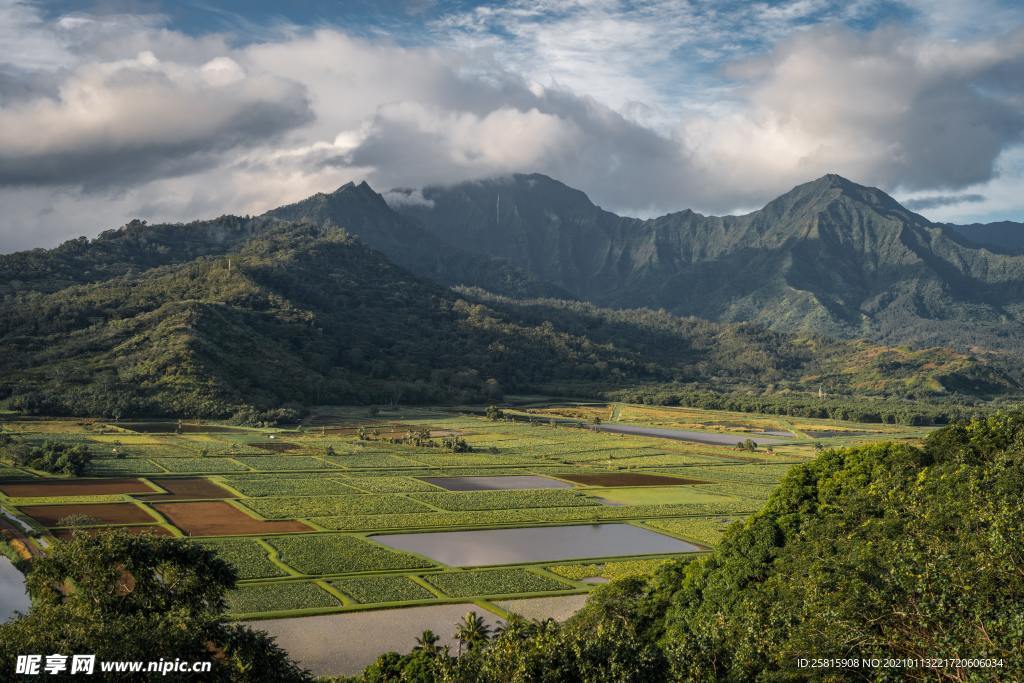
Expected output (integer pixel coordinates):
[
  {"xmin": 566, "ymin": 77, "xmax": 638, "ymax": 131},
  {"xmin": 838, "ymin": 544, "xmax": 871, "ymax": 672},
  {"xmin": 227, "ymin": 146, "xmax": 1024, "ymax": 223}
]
[
  {"xmin": 413, "ymin": 629, "xmax": 441, "ymax": 654},
  {"xmin": 484, "ymin": 405, "xmax": 504, "ymax": 421},
  {"xmin": 11, "ymin": 441, "xmax": 92, "ymax": 475},
  {"xmin": 0, "ymin": 530, "xmax": 311, "ymax": 682},
  {"xmin": 442, "ymin": 436, "xmax": 471, "ymax": 453},
  {"xmin": 455, "ymin": 611, "xmax": 492, "ymax": 655}
]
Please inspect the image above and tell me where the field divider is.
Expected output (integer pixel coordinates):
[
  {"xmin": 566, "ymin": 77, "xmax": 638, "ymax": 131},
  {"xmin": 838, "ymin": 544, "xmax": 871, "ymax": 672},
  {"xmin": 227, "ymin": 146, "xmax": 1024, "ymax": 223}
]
[
  {"xmin": 209, "ymin": 477, "xmax": 247, "ymax": 498},
  {"xmin": 135, "ymin": 477, "xmax": 168, "ymax": 495},
  {"xmin": 408, "ymin": 574, "xmax": 447, "ymax": 599},
  {"xmin": 471, "ymin": 599, "xmax": 509, "ymax": 620},
  {"xmin": 255, "ymin": 538, "xmax": 303, "ymax": 577},
  {"xmin": 401, "ymin": 492, "xmax": 446, "ymax": 512},
  {"xmin": 313, "ymin": 579, "xmax": 353, "ymax": 607}
]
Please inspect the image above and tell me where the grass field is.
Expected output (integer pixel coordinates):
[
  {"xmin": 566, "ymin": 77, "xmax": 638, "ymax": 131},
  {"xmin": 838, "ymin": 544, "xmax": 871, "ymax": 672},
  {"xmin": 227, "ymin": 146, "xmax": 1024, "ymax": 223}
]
[{"xmin": 0, "ymin": 402, "xmax": 933, "ymax": 619}]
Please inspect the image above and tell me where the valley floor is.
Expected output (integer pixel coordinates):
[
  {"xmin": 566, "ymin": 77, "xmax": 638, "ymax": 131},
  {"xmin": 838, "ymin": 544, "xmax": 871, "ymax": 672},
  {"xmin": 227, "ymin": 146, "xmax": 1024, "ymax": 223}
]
[{"xmin": 0, "ymin": 403, "xmax": 932, "ymax": 676}]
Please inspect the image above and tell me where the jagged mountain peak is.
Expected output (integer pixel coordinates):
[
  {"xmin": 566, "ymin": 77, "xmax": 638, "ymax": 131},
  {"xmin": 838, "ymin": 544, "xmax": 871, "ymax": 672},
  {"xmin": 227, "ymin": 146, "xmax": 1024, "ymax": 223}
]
[
  {"xmin": 332, "ymin": 179, "xmax": 378, "ymax": 195},
  {"xmin": 762, "ymin": 173, "xmax": 912, "ymax": 219}
]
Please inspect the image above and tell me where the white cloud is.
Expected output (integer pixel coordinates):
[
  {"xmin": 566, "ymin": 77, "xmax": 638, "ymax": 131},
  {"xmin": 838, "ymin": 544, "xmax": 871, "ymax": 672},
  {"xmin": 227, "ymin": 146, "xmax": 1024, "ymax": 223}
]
[
  {"xmin": 1, "ymin": 1, "xmax": 1023, "ymax": 251},
  {"xmin": 0, "ymin": 48, "xmax": 311, "ymax": 187},
  {"xmin": 676, "ymin": 26, "xmax": 1024, "ymax": 208}
]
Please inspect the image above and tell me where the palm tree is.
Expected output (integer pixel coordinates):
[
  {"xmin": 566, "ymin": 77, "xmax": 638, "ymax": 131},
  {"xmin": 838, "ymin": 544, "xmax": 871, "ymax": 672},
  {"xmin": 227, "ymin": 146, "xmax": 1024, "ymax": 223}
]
[
  {"xmin": 455, "ymin": 611, "xmax": 491, "ymax": 655},
  {"xmin": 413, "ymin": 629, "xmax": 440, "ymax": 654}
]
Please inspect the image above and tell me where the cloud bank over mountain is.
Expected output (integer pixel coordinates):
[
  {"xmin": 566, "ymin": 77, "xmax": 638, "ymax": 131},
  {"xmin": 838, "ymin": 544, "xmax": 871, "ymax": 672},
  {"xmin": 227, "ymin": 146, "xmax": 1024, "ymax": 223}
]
[{"xmin": 0, "ymin": 0, "xmax": 1022, "ymax": 250}]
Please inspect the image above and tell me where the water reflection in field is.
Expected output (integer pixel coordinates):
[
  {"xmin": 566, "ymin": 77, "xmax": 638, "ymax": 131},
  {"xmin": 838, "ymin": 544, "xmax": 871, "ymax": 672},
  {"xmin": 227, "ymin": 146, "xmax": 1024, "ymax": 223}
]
[{"xmin": 372, "ymin": 523, "xmax": 700, "ymax": 566}]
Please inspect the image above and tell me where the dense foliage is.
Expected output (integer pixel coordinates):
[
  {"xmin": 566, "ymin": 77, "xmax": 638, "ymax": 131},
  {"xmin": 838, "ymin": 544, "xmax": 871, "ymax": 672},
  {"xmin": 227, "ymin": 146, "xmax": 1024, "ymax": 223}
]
[
  {"xmin": 351, "ymin": 412, "xmax": 1024, "ymax": 681},
  {"xmin": 0, "ymin": 531, "xmax": 311, "ymax": 682},
  {"xmin": 6, "ymin": 440, "xmax": 92, "ymax": 475},
  {"xmin": 608, "ymin": 384, "xmax": 987, "ymax": 425}
]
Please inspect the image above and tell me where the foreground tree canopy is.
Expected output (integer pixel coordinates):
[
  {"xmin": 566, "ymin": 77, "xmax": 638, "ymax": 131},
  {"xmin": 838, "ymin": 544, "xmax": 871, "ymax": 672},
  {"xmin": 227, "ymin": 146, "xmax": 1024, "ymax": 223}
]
[
  {"xmin": 347, "ymin": 411, "xmax": 1024, "ymax": 682},
  {"xmin": 0, "ymin": 532, "xmax": 311, "ymax": 682}
]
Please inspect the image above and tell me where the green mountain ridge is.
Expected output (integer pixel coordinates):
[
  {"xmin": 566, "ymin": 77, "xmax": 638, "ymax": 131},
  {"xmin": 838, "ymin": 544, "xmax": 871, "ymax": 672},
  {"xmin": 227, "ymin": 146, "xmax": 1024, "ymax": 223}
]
[
  {"xmin": 2, "ymin": 220, "xmax": 1012, "ymax": 417},
  {"xmin": 0, "ymin": 173, "xmax": 1021, "ymax": 417},
  {"xmin": 394, "ymin": 173, "xmax": 1024, "ymax": 351},
  {"xmin": 944, "ymin": 220, "xmax": 1024, "ymax": 253},
  {"xmin": 264, "ymin": 181, "xmax": 569, "ymax": 299}
]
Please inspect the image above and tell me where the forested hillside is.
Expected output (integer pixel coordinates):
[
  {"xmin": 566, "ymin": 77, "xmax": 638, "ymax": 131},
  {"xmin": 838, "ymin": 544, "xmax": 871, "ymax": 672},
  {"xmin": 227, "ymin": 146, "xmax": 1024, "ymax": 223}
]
[
  {"xmin": 1, "ymin": 221, "xmax": 1012, "ymax": 418},
  {"xmin": 357, "ymin": 411, "xmax": 1024, "ymax": 681}
]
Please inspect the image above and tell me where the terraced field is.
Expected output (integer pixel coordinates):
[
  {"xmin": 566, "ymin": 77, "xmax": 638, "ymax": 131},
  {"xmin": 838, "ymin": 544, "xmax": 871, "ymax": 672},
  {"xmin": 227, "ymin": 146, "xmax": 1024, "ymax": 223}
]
[{"xmin": 0, "ymin": 402, "xmax": 931, "ymax": 622}]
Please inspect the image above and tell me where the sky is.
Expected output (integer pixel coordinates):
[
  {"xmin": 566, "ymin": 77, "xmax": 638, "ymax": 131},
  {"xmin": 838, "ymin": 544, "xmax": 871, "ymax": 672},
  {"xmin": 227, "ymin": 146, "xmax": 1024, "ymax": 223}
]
[{"xmin": 1, "ymin": 0, "xmax": 1023, "ymax": 251}]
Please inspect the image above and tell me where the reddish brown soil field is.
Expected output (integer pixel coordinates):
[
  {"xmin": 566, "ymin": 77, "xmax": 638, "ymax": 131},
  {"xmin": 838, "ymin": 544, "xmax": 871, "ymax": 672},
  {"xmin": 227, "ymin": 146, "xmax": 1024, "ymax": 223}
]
[
  {"xmin": 0, "ymin": 478, "xmax": 155, "ymax": 497},
  {"xmin": 555, "ymin": 473, "xmax": 709, "ymax": 487},
  {"xmin": 20, "ymin": 503, "xmax": 157, "ymax": 527},
  {"xmin": 140, "ymin": 477, "xmax": 235, "ymax": 500},
  {"xmin": 251, "ymin": 442, "xmax": 300, "ymax": 452},
  {"xmin": 51, "ymin": 525, "xmax": 174, "ymax": 540},
  {"xmin": 151, "ymin": 501, "xmax": 312, "ymax": 536}
]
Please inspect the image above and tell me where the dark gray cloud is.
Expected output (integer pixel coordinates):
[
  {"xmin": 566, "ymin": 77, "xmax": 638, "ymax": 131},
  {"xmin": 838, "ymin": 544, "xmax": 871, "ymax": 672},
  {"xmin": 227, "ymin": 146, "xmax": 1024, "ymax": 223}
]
[
  {"xmin": 0, "ymin": 53, "xmax": 313, "ymax": 189},
  {"xmin": 904, "ymin": 193, "xmax": 986, "ymax": 211}
]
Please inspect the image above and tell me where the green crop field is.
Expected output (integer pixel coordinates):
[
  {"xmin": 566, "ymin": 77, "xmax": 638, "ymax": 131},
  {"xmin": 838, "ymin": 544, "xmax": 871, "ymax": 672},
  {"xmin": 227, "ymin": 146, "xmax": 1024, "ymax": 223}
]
[
  {"xmin": 409, "ymin": 489, "xmax": 601, "ymax": 511},
  {"xmin": 342, "ymin": 477, "xmax": 440, "ymax": 493},
  {"xmin": 227, "ymin": 582, "xmax": 340, "ymax": 614},
  {"xmin": 222, "ymin": 476, "xmax": 360, "ymax": 497},
  {"xmin": 309, "ymin": 509, "xmax": 536, "ymax": 531},
  {"xmin": 265, "ymin": 534, "xmax": 434, "ymax": 574},
  {"xmin": 587, "ymin": 486, "xmax": 740, "ymax": 506},
  {"xmin": 425, "ymin": 569, "xmax": 571, "ymax": 598},
  {"xmin": 243, "ymin": 494, "xmax": 434, "ymax": 518},
  {"xmin": 197, "ymin": 538, "xmax": 288, "ymax": 579},
  {"xmin": 548, "ymin": 558, "xmax": 673, "ymax": 581},
  {"xmin": 0, "ymin": 401, "xmax": 919, "ymax": 620},
  {"xmin": 88, "ymin": 458, "xmax": 165, "ymax": 475},
  {"xmin": 150, "ymin": 457, "xmax": 249, "ymax": 473},
  {"xmin": 233, "ymin": 455, "xmax": 340, "ymax": 471},
  {"xmin": 332, "ymin": 575, "xmax": 436, "ymax": 604},
  {"xmin": 643, "ymin": 516, "xmax": 745, "ymax": 547}
]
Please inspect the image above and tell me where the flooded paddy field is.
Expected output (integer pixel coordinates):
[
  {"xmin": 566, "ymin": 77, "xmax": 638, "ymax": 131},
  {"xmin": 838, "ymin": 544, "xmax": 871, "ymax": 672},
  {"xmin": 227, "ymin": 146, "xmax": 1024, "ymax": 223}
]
[
  {"xmin": 371, "ymin": 523, "xmax": 702, "ymax": 566},
  {"xmin": 246, "ymin": 604, "xmax": 502, "ymax": 677},
  {"xmin": 0, "ymin": 557, "xmax": 29, "ymax": 622},
  {"xmin": 594, "ymin": 423, "xmax": 786, "ymax": 446}
]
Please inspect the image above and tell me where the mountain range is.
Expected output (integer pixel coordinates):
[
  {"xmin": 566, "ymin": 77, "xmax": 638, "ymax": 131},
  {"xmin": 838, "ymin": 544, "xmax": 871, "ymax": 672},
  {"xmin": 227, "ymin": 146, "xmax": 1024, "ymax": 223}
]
[
  {"xmin": 393, "ymin": 174, "xmax": 1024, "ymax": 351},
  {"xmin": 0, "ymin": 173, "xmax": 1021, "ymax": 417},
  {"xmin": 945, "ymin": 220, "xmax": 1024, "ymax": 253}
]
